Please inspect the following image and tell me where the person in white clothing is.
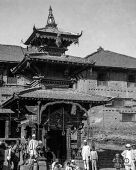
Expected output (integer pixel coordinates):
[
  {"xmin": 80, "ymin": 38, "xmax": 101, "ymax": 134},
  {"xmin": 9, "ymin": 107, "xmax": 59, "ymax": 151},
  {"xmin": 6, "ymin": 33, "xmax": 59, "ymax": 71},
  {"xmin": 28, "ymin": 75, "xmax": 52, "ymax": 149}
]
[
  {"xmin": 121, "ymin": 144, "xmax": 136, "ymax": 170},
  {"xmin": 28, "ymin": 134, "xmax": 38, "ymax": 160},
  {"xmin": 81, "ymin": 140, "xmax": 91, "ymax": 170}
]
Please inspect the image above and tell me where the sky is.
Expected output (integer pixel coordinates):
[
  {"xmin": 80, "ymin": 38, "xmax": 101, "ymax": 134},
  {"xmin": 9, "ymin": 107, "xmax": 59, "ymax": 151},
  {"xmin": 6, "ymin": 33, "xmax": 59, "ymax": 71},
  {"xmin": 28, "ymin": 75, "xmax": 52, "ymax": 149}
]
[{"xmin": 0, "ymin": 0, "xmax": 136, "ymax": 58}]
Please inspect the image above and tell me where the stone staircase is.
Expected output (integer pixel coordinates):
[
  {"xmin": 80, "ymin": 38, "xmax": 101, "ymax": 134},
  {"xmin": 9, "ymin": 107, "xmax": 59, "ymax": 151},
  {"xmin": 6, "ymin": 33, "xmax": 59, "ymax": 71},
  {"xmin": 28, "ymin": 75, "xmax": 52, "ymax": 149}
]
[
  {"xmin": 74, "ymin": 149, "xmax": 124, "ymax": 170},
  {"xmin": 98, "ymin": 149, "xmax": 124, "ymax": 169}
]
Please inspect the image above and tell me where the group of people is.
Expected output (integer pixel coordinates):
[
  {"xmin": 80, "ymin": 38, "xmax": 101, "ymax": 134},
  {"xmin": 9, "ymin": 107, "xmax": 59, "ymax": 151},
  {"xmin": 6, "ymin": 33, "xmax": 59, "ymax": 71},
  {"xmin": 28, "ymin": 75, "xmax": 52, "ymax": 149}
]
[
  {"xmin": 2, "ymin": 135, "xmax": 136, "ymax": 170},
  {"xmin": 51, "ymin": 159, "xmax": 80, "ymax": 170},
  {"xmin": 0, "ymin": 134, "xmax": 44, "ymax": 170},
  {"xmin": 112, "ymin": 143, "xmax": 136, "ymax": 170},
  {"xmin": 81, "ymin": 140, "xmax": 98, "ymax": 170},
  {"xmin": 81, "ymin": 140, "xmax": 136, "ymax": 170},
  {"xmin": 121, "ymin": 143, "xmax": 136, "ymax": 170}
]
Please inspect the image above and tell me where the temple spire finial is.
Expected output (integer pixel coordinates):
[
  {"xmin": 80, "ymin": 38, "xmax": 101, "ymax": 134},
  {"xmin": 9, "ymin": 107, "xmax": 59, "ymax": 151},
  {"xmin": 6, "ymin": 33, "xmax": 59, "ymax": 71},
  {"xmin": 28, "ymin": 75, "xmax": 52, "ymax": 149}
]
[{"xmin": 46, "ymin": 6, "xmax": 57, "ymax": 28}]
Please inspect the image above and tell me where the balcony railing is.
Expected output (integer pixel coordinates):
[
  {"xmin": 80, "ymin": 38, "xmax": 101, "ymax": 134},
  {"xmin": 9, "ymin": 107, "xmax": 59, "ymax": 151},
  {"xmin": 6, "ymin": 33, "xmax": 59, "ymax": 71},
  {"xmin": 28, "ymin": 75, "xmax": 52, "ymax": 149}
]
[
  {"xmin": 7, "ymin": 77, "xmax": 17, "ymax": 84},
  {"xmin": 97, "ymin": 80, "xmax": 108, "ymax": 86}
]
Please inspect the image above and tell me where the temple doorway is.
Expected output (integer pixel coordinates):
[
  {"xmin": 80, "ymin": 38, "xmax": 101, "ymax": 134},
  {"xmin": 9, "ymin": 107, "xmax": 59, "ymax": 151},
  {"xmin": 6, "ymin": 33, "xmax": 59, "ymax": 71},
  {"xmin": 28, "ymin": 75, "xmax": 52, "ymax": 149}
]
[{"xmin": 47, "ymin": 130, "xmax": 66, "ymax": 163}]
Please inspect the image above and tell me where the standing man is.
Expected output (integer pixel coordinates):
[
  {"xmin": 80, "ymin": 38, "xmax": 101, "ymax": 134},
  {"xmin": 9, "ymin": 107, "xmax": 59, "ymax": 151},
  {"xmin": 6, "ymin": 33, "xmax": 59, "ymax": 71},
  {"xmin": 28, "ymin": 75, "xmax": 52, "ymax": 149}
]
[
  {"xmin": 0, "ymin": 141, "xmax": 6, "ymax": 169},
  {"xmin": 81, "ymin": 140, "xmax": 91, "ymax": 170},
  {"xmin": 90, "ymin": 146, "xmax": 98, "ymax": 170},
  {"xmin": 121, "ymin": 144, "xmax": 135, "ymax": 170},
  {"xmin": 132, "ymin": 144, "xmax": 136, "ymax": 160},
  {"xmin": 11, "ymin": 139, "xmax": 21, "ymax": 170},
  {"xmin": 28, "ymin": 134, "xmax": 38, "ymax": 160}
]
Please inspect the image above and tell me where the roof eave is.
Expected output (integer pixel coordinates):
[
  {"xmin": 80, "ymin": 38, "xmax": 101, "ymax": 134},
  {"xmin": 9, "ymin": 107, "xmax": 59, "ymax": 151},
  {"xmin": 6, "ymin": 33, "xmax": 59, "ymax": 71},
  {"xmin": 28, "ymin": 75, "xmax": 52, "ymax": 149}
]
[
  {"xmin": 11, "ymin": 56, "xmax": 28, "ymax": 74},
  {"xmin": 29, "ymin": 57, "xmax": 93, "ymax": 66},
  {"xmin": 1, "ymin": 96, "xmax": 16, "ymax": 109},
  {"xmin": 93, "ymin": 65, "xmax": 136, "ymax": 71},
  {"xmin": 36, "ymin": 29, "xmax": 82, "ymax": 38},
  {"xmin": 25, "ymin": 29, "xmax": 81, "ymax": 46},
  {"xmin": 19, "ymin": 96, "xmax": 108, "ymax": 104},
  {"xmin": 24, "ymin": 31, "xmax": 36, "ymax": 45}
]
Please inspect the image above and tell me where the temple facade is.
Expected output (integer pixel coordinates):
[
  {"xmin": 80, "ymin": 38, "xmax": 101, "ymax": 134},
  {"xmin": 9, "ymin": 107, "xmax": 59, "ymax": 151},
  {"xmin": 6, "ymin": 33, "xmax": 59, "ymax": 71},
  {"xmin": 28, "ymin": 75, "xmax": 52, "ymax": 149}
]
[
  {"xmin": 1, "ymin": 7, "xmax": 108, "ymax": 162},
  {"xmin": 1, "ymin": 6, "xmax": 136, "ymax": 160}
]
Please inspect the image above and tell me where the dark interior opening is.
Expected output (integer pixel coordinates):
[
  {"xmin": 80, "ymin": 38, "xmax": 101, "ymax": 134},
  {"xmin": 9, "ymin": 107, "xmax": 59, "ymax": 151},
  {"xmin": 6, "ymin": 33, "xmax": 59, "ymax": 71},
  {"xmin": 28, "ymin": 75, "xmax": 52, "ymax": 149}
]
[
  {"xmin": 47, "ymin": 130, "xmax": 66, "ymax": 163},
  {"xmin": 0, "ymin": 120, "xmax": 5, "ymax": 138}
]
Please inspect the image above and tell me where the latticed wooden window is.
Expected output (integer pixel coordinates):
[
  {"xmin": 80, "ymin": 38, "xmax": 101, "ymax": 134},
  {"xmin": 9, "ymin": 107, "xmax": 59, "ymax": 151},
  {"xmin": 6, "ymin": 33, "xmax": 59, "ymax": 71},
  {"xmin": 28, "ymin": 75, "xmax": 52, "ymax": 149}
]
[
  {"xmin": 122, "ymin": 113, "xmax": 135, "ymax": 122},
  {"xmin": 97, "ymin": 72, "xmax": 108, "ymax": 86},
  {"xmin": 128, "ymin": 74, "xmax": 135, "ymax": 82}
]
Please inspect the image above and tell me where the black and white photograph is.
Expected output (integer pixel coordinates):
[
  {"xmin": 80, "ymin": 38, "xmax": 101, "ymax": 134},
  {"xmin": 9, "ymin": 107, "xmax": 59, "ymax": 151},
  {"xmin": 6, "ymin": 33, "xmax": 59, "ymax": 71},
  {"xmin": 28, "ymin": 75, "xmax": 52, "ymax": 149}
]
[{"xmin": 0, "ymin": 0, "xmax": 136, "ymax": 170}]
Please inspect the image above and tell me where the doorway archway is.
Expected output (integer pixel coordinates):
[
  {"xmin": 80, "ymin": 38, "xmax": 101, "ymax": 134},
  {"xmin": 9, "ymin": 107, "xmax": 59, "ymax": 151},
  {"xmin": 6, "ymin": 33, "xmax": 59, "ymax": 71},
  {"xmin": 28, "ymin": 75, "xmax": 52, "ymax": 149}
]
[{"xmin": 39, "ymin": 101, "xmax": 91, "ymax": 162}]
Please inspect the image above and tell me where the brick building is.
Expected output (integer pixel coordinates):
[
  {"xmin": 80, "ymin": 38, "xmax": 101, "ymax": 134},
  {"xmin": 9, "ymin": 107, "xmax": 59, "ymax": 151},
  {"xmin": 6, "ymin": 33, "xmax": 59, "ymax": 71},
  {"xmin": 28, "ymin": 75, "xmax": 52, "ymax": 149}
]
[{"xmin": 78, "ymin": 47, "xmax": 136, "ymax": 146}]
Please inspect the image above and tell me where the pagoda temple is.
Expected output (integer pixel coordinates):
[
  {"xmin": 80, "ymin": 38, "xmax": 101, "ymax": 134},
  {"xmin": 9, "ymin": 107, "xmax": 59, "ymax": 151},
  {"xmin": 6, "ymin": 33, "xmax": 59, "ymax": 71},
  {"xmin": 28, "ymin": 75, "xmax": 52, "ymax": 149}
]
[{"xmin": 2, "ymin": 6, "xmax": 109, "ymax": 162}]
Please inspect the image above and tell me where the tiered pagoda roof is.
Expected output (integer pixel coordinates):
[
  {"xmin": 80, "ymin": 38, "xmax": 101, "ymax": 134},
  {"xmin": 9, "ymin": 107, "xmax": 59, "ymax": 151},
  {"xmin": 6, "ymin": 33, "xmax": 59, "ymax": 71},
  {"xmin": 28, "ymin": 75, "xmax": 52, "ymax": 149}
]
[
  {"xmin": 12, "ymin": 52, "xmax": 94, "ymax": 74},
  {"xmin": 25, "ymin": 6, "xmax": 82, "ymax": 56}
]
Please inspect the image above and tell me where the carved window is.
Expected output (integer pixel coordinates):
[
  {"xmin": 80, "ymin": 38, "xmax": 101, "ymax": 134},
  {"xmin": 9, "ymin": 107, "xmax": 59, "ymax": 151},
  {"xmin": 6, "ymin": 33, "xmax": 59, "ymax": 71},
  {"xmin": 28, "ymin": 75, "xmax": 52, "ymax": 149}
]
[
  {"xmin": 97, "ymin": 72, "xmax": 108, "ymax": 86},
  {"xmin": 128, "ymin": 74, "xmax": 135, "ymax": 82},
  {"xmin": 127, "ymin": 74, "xmax": 136, "ymax": 87},
  {"xmin": 122, "ymin": 113, "xmax": 135, "ymax": 122},
  {"xmin": 0, "ymin": 72, "xmax": 3, "ymax": 85},
  {"xmin": 7, "ymin": 70, "xmax": 17, "ymax": 84}
]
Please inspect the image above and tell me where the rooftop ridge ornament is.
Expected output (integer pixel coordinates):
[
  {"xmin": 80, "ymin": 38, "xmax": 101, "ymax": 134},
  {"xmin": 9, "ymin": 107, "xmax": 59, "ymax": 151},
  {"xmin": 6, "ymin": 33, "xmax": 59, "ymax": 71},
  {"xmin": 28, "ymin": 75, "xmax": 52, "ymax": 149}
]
[{"xmin": 46, "ymin": 6, "xmax": 57, "ymax": 28}]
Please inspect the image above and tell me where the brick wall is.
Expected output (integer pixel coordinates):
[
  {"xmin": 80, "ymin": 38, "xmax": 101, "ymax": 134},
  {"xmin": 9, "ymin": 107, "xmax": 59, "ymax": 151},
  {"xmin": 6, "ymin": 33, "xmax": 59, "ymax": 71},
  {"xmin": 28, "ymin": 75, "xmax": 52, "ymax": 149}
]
[
  {"xmin": 83, "ymin": 105, "xmax": 136, "ymax": 145},
  {"xmin": 77, "ymin": 69, "xmax": 136, "ymax": 98}
]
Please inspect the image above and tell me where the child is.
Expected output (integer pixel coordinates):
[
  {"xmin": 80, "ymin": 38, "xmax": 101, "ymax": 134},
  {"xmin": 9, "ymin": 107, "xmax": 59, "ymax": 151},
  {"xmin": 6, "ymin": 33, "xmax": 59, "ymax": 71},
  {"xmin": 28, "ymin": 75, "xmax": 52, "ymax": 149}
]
[
  {"xmin": 53, "ymin": 162, "xmax": 62, "ymax": 170},
  {"xmin": 70, "ymin": 160, "xmax": 80, "ymax": 170},
  {"xmin": 65, "ymin": 162, "xmax": 72, "ymax": 170},
  {"xmin": 113, "ymin": 153, "xmax": 123, "ymax": 170}
]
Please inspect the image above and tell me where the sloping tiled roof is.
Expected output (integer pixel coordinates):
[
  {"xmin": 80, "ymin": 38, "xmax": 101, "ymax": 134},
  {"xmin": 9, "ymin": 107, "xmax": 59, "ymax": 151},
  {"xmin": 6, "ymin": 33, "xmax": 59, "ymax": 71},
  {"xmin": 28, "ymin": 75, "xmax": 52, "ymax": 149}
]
[
  {"xmin": 0, "ymin": 44, "xmax": 26, "ymax": 62},
  {"xmin": 12, "ymin": 53, "xmax": 94, "ymax": 74},
  {"xmin": 0, "ymin": 44, "xmax": 38, "ymax": 63},
  {"xmin": 86, "ymin": 48, "xmax": 136, "ymax": 69},
  {"xmin": 0, "ymin": 108, "xmax": 14, "ymax": 114},
  {"xmin": 25, "ymin": 27, "xmax": 82, "ymax": 45},
  {"xmin": 37, "ymin": 27, "xmax": 82, "ymax": 37},
  {"xmin": 18, "ymin": 88, "xmax": 109, "ymax": 103},
  {"xmin": 2, "ymin": 87, "xmax": 110, "ymax": 108},
  {"xmin": 0, "ymin": 86, "xmax": 25, "ymax": 95},
  {"xmin": 28, "ymin": 53, "xmax": 94, "ymax": 65}
]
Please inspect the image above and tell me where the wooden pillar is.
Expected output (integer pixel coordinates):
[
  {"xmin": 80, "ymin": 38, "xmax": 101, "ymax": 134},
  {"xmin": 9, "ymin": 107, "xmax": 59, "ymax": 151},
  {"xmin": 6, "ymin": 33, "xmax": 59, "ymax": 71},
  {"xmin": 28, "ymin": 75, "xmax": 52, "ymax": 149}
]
[
  {"xmin": 76, "ymin": 129, "xmax": 82, "ymax": 159},
  {"xmin": 4, "ymin": 149, "xmax": 9, "ymax": 168},
  {"xmin": 37, "ymin": 101, "xmax": 41, "ymax": 140},
  {"xmin": 44, "ymin": 130, "xmax": 48, "ymax": 149},
  {"xmin": 21, "ymin": 124, "xmax": 26, "ymax": 138},
  {"xmin": 5, "ymin": 120, "xmax": 9, "ymax": 139},
  {"xmin": 66, "ymin": 126, "xmax": 71, "ymax": 160},
  {"xmin": 77, "ymin": 129, "xmax": 81, "ymax": 148},
  {"xmin": 42, "ymin": 127, "xmax": 46, "ymax": 146}
]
